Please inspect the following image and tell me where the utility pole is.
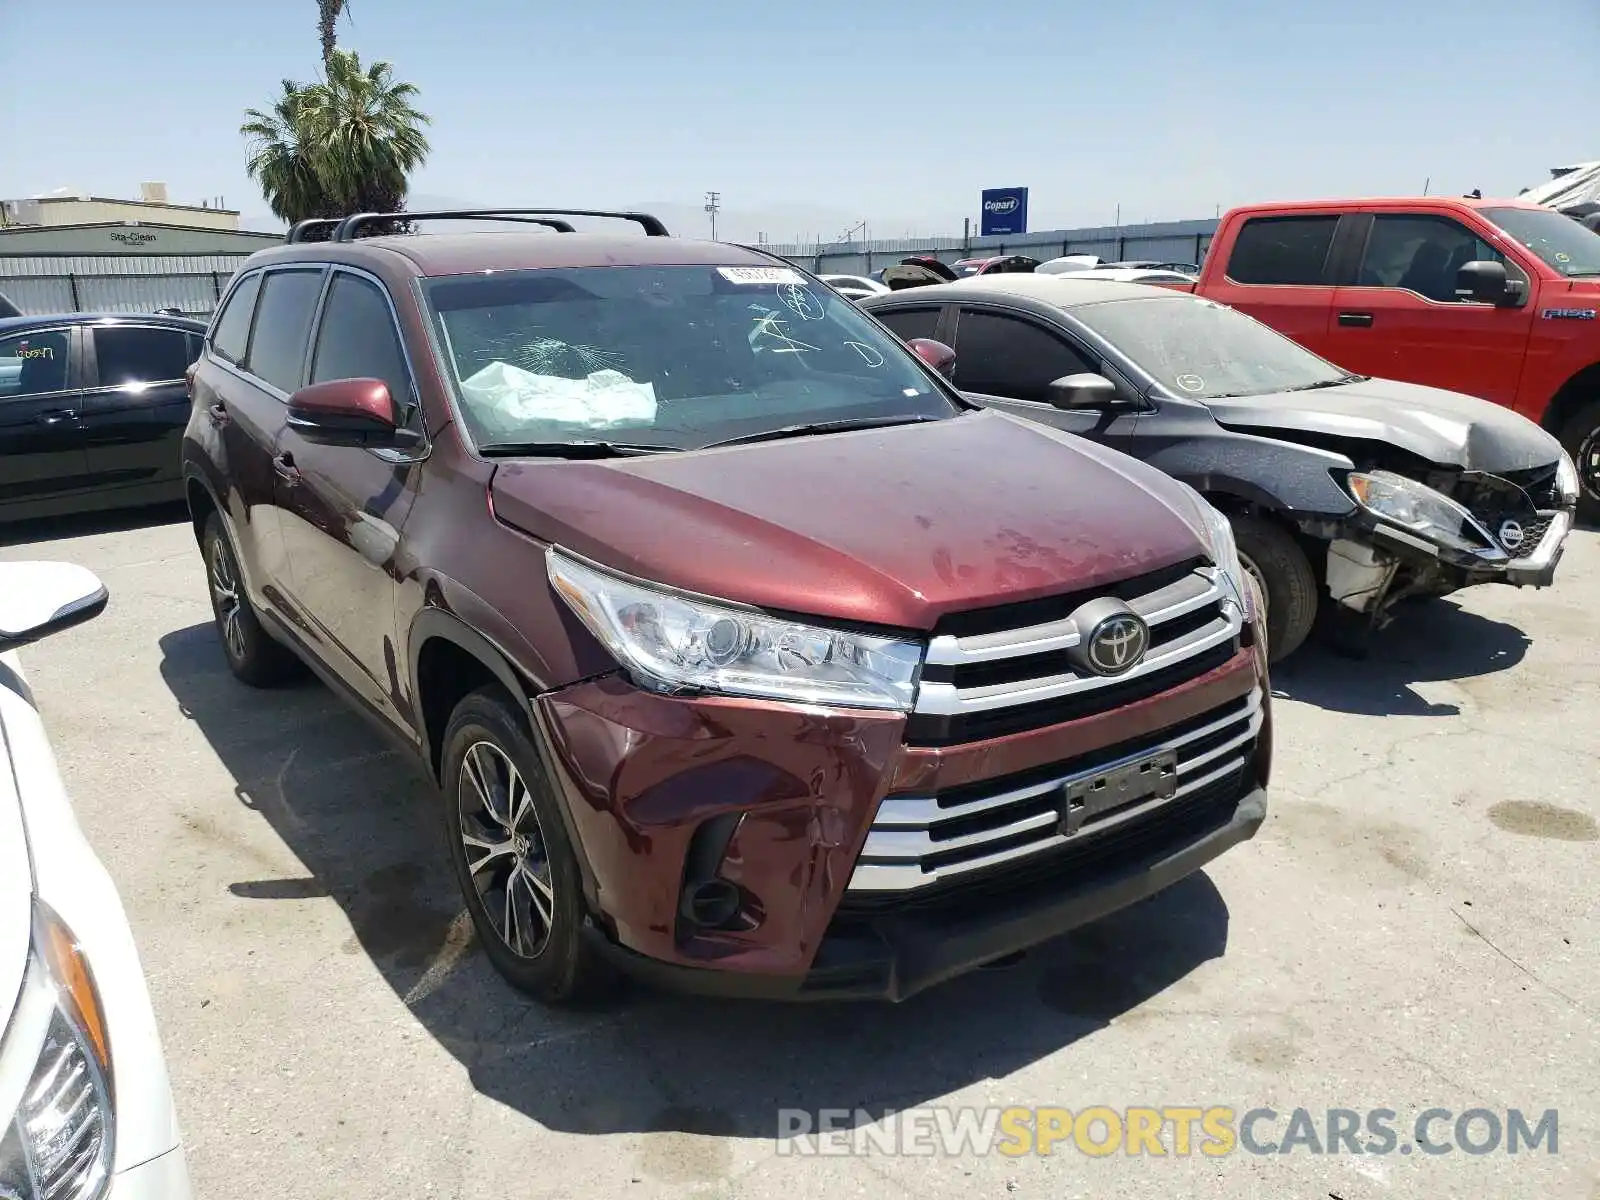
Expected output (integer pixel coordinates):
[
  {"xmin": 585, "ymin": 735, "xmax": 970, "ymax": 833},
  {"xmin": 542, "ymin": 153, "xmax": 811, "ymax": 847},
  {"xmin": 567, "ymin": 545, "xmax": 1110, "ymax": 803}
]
[{"xmin": 704, "ymin": 191, "xmax": 721, "ymax": 241}]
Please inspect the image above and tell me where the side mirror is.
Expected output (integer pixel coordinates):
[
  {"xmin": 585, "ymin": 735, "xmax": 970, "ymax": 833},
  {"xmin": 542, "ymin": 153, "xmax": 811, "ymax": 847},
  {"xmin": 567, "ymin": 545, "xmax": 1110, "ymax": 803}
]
[
  {"xmin": 906, "ymin": 337, "xmax": 956, "ymax": 379},
  {"xmin": 1455, "ymin": 260, "xmax": 1525, "ymax": 307},
  {"xmin": 286, "ymin": 378, "xmax": 421, "ymax": 448},
  {"xmin": 1047, "ymin": 372, "xmax": 1120, "ymax": 409},
  {"xmin": 0, "ymin": 562, "xmax": 108, "ymax": 651}
]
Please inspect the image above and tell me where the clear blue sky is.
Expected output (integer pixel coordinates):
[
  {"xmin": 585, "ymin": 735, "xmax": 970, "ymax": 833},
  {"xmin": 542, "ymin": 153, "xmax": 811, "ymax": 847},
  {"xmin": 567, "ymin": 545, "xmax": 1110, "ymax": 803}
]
[{"xmin": 2, "ymin": 0, "xmax": 1595, "ymax": 242}]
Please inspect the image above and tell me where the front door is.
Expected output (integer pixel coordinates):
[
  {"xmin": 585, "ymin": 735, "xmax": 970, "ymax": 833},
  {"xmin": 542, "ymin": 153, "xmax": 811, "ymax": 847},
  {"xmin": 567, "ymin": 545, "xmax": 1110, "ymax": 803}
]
[
  {"xmin": 0, "ymin": 325, "xmax": 92, "ymax": 519},
  {"xmin": 276, "ymin": 267, "xmax": 424, "ymax": 730},
  {"xmin": 79, "ymin": 323, "xmax": 198, "ymax": 499},
  {"xmin": 945, "ymin": 306, "xmax": 1143, "ymax": 452},
  {"xmin": 1325, "ymin": 212, "xmax": 1536, "ymax": 405}
]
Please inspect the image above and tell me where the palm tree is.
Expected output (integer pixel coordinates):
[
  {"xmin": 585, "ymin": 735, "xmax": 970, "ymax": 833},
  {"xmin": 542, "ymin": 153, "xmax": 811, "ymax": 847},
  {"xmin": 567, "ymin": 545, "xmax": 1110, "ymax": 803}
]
[
  {"xmin": 241, "ymin": 80, "xmax": 339, "ymax": 224},
  {"xmin": 315, "ymin": 50, "xmax": 431, "ymax": 216},
  {"xmin": 317, "ymin": 0, "xmax": 348, "ymax": 71},
  {"xmin": 241, "ymin": 50, "xmax": 430, "ymax": 231}
]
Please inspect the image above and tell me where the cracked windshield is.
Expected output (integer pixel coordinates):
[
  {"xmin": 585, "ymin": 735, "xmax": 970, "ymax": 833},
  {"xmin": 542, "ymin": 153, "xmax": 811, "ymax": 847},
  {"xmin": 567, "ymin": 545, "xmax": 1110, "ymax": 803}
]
[{"xmin": 424, "ymin": 265, "xmax": 957, "ymax": 449}]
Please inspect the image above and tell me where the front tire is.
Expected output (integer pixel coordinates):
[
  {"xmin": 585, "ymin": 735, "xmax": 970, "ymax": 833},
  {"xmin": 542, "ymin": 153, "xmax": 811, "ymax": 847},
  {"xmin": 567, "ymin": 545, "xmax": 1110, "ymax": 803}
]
[
  {"xmin": 440, "ymin": 688, "xmax": 610, "ymax": 1005},
  {"xmin": 1556, "ymin": 400, "xmax": 1600, "ymax": 526},
  {"xmin": 1228, "ymin": 513, "xmax": 1318, "ymax": 663},
  {"xmin": 201, "ymin": 513, "xmax": 300, "ymax": 686}
]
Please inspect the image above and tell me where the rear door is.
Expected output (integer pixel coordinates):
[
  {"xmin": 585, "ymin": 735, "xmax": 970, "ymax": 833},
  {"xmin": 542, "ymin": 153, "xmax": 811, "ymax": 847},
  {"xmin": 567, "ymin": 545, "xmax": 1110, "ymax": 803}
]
[
  {"xmin": 0, "ymin": 325, "xmax": 93, "ymax": 514},
  {"xmin": 79, "ymin": 323, "xmax": 197, "ymax": 496},
  {"xmin": 196, "ymin": 266, "xmax": 325, "ymax": 606},
  {"xmin": 275, "ymin": 266, "xmax": 425, "ymax": 729},
  {"xmin": 945, "ymin": 305, "xmax": 1143, "ymax": 453},
  {"xmin": 1326, "ymin": 211, "xmax": 1535, "ymax": 404},
  {"xmin": 1204, "ymin": 212, "xmax": 1343, "ymax": 360}
]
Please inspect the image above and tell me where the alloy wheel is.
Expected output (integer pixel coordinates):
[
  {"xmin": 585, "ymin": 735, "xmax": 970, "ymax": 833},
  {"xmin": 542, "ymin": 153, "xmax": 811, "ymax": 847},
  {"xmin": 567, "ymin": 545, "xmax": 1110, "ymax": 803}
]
[
  {"xmin": 1579, "ymin": 428, "xmax": 1600, "ymax": 504},
  {"xmin": 457, "ymin": 740, "xmax": 556, "ymax": 958},
  {"xmin": 208, "ymin": 538, "xmax": 248, "ymax": 663}
]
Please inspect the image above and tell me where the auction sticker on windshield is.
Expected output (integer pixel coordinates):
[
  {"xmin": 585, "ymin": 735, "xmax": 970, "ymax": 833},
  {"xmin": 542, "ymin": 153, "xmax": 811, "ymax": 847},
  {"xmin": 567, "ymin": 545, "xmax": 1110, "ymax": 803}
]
[{"xmin": 718, "ymin": 266, "xmax": 803, "ymax": 285}]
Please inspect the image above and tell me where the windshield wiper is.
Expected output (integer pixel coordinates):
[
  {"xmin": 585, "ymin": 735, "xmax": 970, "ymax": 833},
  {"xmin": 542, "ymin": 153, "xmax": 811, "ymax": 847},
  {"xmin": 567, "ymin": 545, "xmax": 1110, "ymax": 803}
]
[
  {"xmin": 1284, "ymin": 376, "xmax": 1368, "ymax": 392},
  {"xmin": 477, "ymin": 440, "xmax": 673, "ymax": 459},
  {"xmin": 702, "ymin": 414, "xmax": 948, "ymax": 450}
]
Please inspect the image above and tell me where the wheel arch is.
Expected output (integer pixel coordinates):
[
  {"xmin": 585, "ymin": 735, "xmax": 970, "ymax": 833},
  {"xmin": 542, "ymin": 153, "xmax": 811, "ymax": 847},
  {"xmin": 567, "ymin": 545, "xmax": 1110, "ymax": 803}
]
[
  {"xmin": 407, "ymin": 607, "xmax": 603, "ymax": 912},
  {"xmin": 408, "ymin": 607, "xmax": 539, "ymax": 785},
  {"xmin": 184, "ymin": 470, "xmax": 220, "ymax": 546},
  {"xmin": 1541, "ymin": 361, "xmax": 1600, "ymax": 437}
]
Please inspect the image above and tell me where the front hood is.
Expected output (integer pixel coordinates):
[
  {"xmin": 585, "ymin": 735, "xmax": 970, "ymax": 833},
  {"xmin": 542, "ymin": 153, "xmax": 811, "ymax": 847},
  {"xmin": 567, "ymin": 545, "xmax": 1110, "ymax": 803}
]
[
  {"xmin": 0, "ymin": 655, "xmax": 35, "ymax": 1038},
  {"xmin": 490, "ymin": 410, "xmax": 1210, "ymax": 630},
  {"xmin": 1207, "ymin": 377, "xmax": 1563, "ymax": 472}
]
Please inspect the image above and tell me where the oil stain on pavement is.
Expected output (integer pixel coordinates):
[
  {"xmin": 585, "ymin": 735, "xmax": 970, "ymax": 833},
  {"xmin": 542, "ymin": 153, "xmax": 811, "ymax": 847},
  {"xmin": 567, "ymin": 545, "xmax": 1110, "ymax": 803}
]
[{"xmin": 1487, "ymin": 800, "xmax": 1598, "ymax": 842}]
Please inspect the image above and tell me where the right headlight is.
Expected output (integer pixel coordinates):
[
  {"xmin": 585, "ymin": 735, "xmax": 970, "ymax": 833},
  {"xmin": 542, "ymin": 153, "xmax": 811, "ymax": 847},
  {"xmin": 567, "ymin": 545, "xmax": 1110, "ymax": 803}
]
[
  {"xmin": 548, "ymin": 549, "xmax": 924, "ymax": 711},
  {"xmin": 1554, "ymin": 450, "xmax": 1579, "ymax": 506},
  {"xmin": 1345, "ymin": 470, "xmax": 1504, "ymax": 558},
  {"xmin": 0, "ymin": 902, "xmax": 114, "ymax": 1200}
]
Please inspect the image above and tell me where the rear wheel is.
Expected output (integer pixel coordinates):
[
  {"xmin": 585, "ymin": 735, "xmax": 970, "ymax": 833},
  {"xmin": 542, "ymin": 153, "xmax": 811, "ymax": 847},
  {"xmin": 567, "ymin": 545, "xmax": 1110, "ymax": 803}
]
[
  {"xmin": 1556, "ymin": 400, "xmax": 1600, "ymax": 526},
  {"xmin": 440, "ymin": 688, "xmax": 611, "ymax": 1005},
  {"xmin": 201, "ymin": 513, "xmax": 300, "ymax": 686},
  {"xmin": 1228, "ymin": 513, "xmax": 1318, "ymax": 663}
]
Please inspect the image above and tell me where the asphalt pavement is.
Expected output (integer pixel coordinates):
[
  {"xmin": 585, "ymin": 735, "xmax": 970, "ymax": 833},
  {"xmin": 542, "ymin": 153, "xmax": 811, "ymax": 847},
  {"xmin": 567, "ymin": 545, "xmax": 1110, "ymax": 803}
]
[{"xmin": 3, "ymin": 505, "xmax": 1597, "ymax": 1199}]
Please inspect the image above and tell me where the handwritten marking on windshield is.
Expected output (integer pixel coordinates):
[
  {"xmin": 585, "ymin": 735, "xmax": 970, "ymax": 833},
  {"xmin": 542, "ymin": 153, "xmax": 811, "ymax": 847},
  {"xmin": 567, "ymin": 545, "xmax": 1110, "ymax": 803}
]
[
  {"xmin": 777, "ymin": 283, "xmax": 826, "ymax": 321},
  {"xmin": 845, "ymin": 341, "xmax": 885, "ymax": 367},
  {"xmin": 750, "ymin": 312, "xmax": 820, "ymax": 354}
]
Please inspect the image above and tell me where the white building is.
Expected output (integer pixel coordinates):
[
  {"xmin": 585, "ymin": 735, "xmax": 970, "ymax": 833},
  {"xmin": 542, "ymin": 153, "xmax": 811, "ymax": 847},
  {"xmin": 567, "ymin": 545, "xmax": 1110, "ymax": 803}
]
[{"xmin": 0, "ymin": 184, "xmax": 281, "ymax": 317}]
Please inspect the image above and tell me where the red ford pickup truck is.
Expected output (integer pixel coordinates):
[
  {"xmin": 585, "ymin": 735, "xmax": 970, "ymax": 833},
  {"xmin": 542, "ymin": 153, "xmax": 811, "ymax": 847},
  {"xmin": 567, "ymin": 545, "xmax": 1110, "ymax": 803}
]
[{"xmin": 1186, "ymin": 198, "xmax": 1600, "ymax": 521}]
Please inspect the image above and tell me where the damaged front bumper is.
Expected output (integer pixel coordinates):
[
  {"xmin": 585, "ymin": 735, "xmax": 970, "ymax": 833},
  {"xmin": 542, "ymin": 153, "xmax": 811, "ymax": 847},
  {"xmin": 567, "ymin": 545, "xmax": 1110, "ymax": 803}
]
[{"xmin": 1323, "ymin": 505, "xmax": 1574, "ymax": 616}]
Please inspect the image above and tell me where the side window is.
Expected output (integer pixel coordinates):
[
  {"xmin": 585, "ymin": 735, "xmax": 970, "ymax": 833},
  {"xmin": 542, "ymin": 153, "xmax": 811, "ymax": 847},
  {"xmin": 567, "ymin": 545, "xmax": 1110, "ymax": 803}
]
[
  {"xmin": 92, "ymin": 326, "xmax": 192, "ymax": 387},
  {"xmin": 1359, "ymin": 215, "xmax": 1505, "ymax": 302},
  {"xmin": 952, "ymin": 310, "xmax": 1095, "ymax": 403},
  {"xmin": 246, "ymin": 269, "xmax": 325, "ymax": 394},
  {"xmin": 308, "ymin": 272, "xmax": 413, "ymax": 408},
  {"xmin": 0, "ymin": 329, "xmax": 71, "ymax": 398},
  {"xmin": 210, "ymin": 273, "xmax": 261, "ymax": 365},
  {"xmin": 1227, "ymin": 216, "xmax": 1339, "ymax": 285},
  {"xmin": 873, "ymin": 307, "xmax": 942, "ymax": 342}
]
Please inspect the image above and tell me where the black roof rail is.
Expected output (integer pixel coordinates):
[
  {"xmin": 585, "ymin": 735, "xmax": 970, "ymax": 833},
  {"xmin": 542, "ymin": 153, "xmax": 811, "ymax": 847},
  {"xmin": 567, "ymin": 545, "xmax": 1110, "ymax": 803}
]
[
  {"xmin": 288, "ymin": 212, "xmax": 580, "ymax": 245},
  {"xmin": 285, "ymin": 218, "xmax": 342, "ymax": 244},
  {"xmin": 328, "ymin": 208, "xmax": 670, "ymax": 242}
]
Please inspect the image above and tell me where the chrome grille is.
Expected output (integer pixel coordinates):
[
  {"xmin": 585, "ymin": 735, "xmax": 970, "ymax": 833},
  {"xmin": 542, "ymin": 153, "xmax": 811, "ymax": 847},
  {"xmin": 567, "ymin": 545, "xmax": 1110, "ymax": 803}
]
[
  {"xmin": 908, "ymin": 563, "xmax": 1244, "ymax": 744},
  {"xmin": 849, "ymin": 688, "xmax": 1262, "ymax": 893}
]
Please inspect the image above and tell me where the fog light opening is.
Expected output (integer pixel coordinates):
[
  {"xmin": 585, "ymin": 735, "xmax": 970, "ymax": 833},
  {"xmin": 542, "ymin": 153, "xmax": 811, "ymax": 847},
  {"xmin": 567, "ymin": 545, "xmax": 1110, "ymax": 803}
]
[{"xmin": 679, "ymin": 878, "xmax": 743, "ymax": 930}]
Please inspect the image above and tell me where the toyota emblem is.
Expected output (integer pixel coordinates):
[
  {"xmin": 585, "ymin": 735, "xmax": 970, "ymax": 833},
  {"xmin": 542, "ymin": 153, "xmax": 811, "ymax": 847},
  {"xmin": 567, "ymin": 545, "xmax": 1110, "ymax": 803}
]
[
  {"xmin": 1086, "ymin": 614, "xmax": 1150, "ymax": 675},
  {"xmin": 1498, "ymin": 519, "xmax": 1525, "ymax": 551}
]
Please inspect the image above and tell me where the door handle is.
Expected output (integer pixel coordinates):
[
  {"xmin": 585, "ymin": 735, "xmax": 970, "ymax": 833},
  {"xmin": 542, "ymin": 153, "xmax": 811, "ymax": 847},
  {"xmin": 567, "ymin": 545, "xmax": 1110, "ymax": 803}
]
[
  {"xmin": 1337, "ymin": 311, "xmax": 1375, "ymax": 328},
  {"xmin": 206, "ymin": 403, "xmax": 230, "ymax": 428},
  {"xmin": 34, "ymin": 409, "xmax": 80, "ymax": 427},
  {"xmin": 273, "ymin": 452, "xmax": 302, "ymax": 484}
]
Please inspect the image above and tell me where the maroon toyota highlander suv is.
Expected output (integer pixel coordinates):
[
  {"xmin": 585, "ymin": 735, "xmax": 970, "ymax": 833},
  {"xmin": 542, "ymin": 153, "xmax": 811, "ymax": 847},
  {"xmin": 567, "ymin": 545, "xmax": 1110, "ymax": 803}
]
[{"xmin": 181, "ymin": 208, "xmax": 1272, "ymax": 1004}]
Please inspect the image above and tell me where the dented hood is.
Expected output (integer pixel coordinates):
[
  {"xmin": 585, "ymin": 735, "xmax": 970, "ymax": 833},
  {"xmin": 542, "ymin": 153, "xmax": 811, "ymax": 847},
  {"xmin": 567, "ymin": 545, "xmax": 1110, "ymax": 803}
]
[
  {"xmin": 490, "ymin": 410, "xmax": 1210, "ymax": 631},
  {"xmin": 1207, "ymin": 377, "xmax": 1564, "ymax": 472}
]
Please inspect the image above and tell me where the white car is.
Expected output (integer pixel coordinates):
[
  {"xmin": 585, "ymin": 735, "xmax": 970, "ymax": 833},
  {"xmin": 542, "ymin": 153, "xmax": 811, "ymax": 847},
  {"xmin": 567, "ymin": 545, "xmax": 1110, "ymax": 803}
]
[
  {"xmin": 1057, "ymin": 267, "xmax": 1199, "ymax": 284},
  {"xmin": 818, "ymin": 274, "xmax": 890, "ymax": 301},
  {"xmin": 0, "ymin": 563, "xmax": 191, "ymax": 1199}
]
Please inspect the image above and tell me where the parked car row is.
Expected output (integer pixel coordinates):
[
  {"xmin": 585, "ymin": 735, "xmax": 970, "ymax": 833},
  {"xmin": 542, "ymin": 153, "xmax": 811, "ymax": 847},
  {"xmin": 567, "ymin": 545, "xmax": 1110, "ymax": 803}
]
[{"xmin": 0, "ymin": 199, "xmax": 1588, "ymax": 1193}]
